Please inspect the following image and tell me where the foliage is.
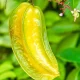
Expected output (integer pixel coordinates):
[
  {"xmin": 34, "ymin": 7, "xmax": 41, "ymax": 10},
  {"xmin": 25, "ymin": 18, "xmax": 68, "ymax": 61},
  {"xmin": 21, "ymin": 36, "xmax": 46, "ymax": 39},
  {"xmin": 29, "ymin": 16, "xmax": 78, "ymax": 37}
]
[{"xmin": 0, "ymin": 0, "xmax": 80, "ymax": 80}]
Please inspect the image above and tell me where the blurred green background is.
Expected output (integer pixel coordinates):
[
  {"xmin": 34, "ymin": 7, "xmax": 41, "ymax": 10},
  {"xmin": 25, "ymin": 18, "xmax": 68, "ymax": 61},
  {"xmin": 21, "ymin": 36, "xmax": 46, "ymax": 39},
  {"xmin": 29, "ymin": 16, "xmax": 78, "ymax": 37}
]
[{"xmin": 0, "ymin": 0, "xmax": 80, "ymax": 80}]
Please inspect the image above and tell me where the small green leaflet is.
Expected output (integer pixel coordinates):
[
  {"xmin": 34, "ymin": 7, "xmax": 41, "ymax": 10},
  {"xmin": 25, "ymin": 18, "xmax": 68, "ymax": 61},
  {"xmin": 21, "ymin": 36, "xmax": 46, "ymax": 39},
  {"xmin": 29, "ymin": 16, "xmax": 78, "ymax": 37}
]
[{"xmin": 57, "ymin": 48, "xmax": 80, "ymax": 63}]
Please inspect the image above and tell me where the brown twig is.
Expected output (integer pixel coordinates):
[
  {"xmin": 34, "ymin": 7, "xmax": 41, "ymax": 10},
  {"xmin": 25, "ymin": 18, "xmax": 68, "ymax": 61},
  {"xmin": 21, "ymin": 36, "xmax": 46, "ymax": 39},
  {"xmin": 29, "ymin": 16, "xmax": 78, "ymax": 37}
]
[{"xmin": 55, "ymin": 0, "xmax": 72, "ymax": 15}]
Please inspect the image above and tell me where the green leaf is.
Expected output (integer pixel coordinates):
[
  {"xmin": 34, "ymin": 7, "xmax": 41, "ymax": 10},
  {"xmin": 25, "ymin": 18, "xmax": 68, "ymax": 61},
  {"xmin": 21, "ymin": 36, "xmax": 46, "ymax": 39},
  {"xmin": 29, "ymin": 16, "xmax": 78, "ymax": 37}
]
[
  {"xmin": 34, "ymin": 0, "xmax": 49, "ymax": 10},
  {"xmin": 78, "ymin": 44, "xmax": 80, "ymax": 48},
  {"xmin": 65, "ymin": 9, "xmax": 74, "ymax": 21},
  {"xmin": 78, "ymin": 36, "xmax": 80, "ymax": 48},
  {"xmin": 54, "ymin": 60, "xmax": 65, "ymax": 80},
  {"xmin": 74, "ymin": 63, "xmax": 80, "ymax": 68},
  {"xmin": 0, "ymin": 13, "xmax": 6, "ymax": 22},
  {"xmin": 0, "ymin": 35, "xmax": 11, "ymax": 47},
  {"xmin": 65, "ymin": 0, "xmax": 80, "ymax": 9},
  {"xmin": 4, "ymin": 0, "xmax": 19, "ymax": 16},
  {"xmin": 0, "ymin": 0, "xmax": 6, "ymax": 10},
  {"xmin": 57, "ymin": 48, "xmax": 80, "ymax": 63},
  {"xmin": 14, "ymin": 67, "xmax": 29, "ymax": 79},
  {"xmin": 9, "ymin": 53, "xmax": 19, "ymax": 66},
  {"xmin": 66, "ymin": 69, "xmax": 80, "ymax": 80},
  {"xmin": 0, "ymin": 71, "xmax": 16, "ymax": 79},
  {"xmin": 52, "ymin": 0, "xmax": 57, "ymax": 9},
  {"xmin": 51, "ymin": 44, "xmax": 58, "ymax": 54},
  {"xmin": 65, "ymin": 0, "xmax": 80, "ymax": 20},
  {"xmin": 47, "ymin": 33, "xmax": 66, "ymax": 43},
  {"xmin": 44, "ymin": 11, "xmax": 60, "ymax": 27},
  {"xmin": 51, "ymin": 21, "xmax": 80, "ymax": 34},
  {"xmin": 78, "ymin": 72, "xmax": 80, "ymax": 80},
  {"xmin": 0, "ymin": 19, "xmax": 9, "ymax": 34},
  {"xmin": 56, "ymin": 33, "xmax": 79, "ymax": 53},
  {"xmin": 0, "ymin": 61, "xmax": 14, "ymax": 74},
  {"xmin": 27, "ymin": 77, "xmax": 34, "ymax": 80}
]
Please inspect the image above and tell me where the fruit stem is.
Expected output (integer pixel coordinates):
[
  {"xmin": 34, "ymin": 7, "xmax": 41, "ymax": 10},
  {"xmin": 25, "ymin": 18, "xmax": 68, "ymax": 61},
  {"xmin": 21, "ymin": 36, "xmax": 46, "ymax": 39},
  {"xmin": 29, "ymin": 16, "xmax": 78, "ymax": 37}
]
[{"xmin": 28, "ymin": 0, "xmax": 34, "ymax": 5}]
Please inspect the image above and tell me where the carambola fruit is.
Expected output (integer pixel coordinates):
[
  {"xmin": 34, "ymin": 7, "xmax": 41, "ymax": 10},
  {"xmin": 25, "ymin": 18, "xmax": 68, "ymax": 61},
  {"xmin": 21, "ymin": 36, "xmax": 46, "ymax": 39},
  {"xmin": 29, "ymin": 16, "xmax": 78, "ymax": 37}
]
[{"xmin": 9, "ymin": 2, "xmax": 59, "ymax": 80}]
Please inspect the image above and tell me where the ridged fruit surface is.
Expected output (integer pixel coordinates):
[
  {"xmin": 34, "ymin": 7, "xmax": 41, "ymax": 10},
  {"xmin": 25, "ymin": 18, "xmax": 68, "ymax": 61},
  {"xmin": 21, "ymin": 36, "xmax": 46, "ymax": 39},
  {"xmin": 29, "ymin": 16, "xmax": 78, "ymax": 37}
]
[{"xmin": 9, "ymin": 2, "xmax": 59, "ymax": 80}]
